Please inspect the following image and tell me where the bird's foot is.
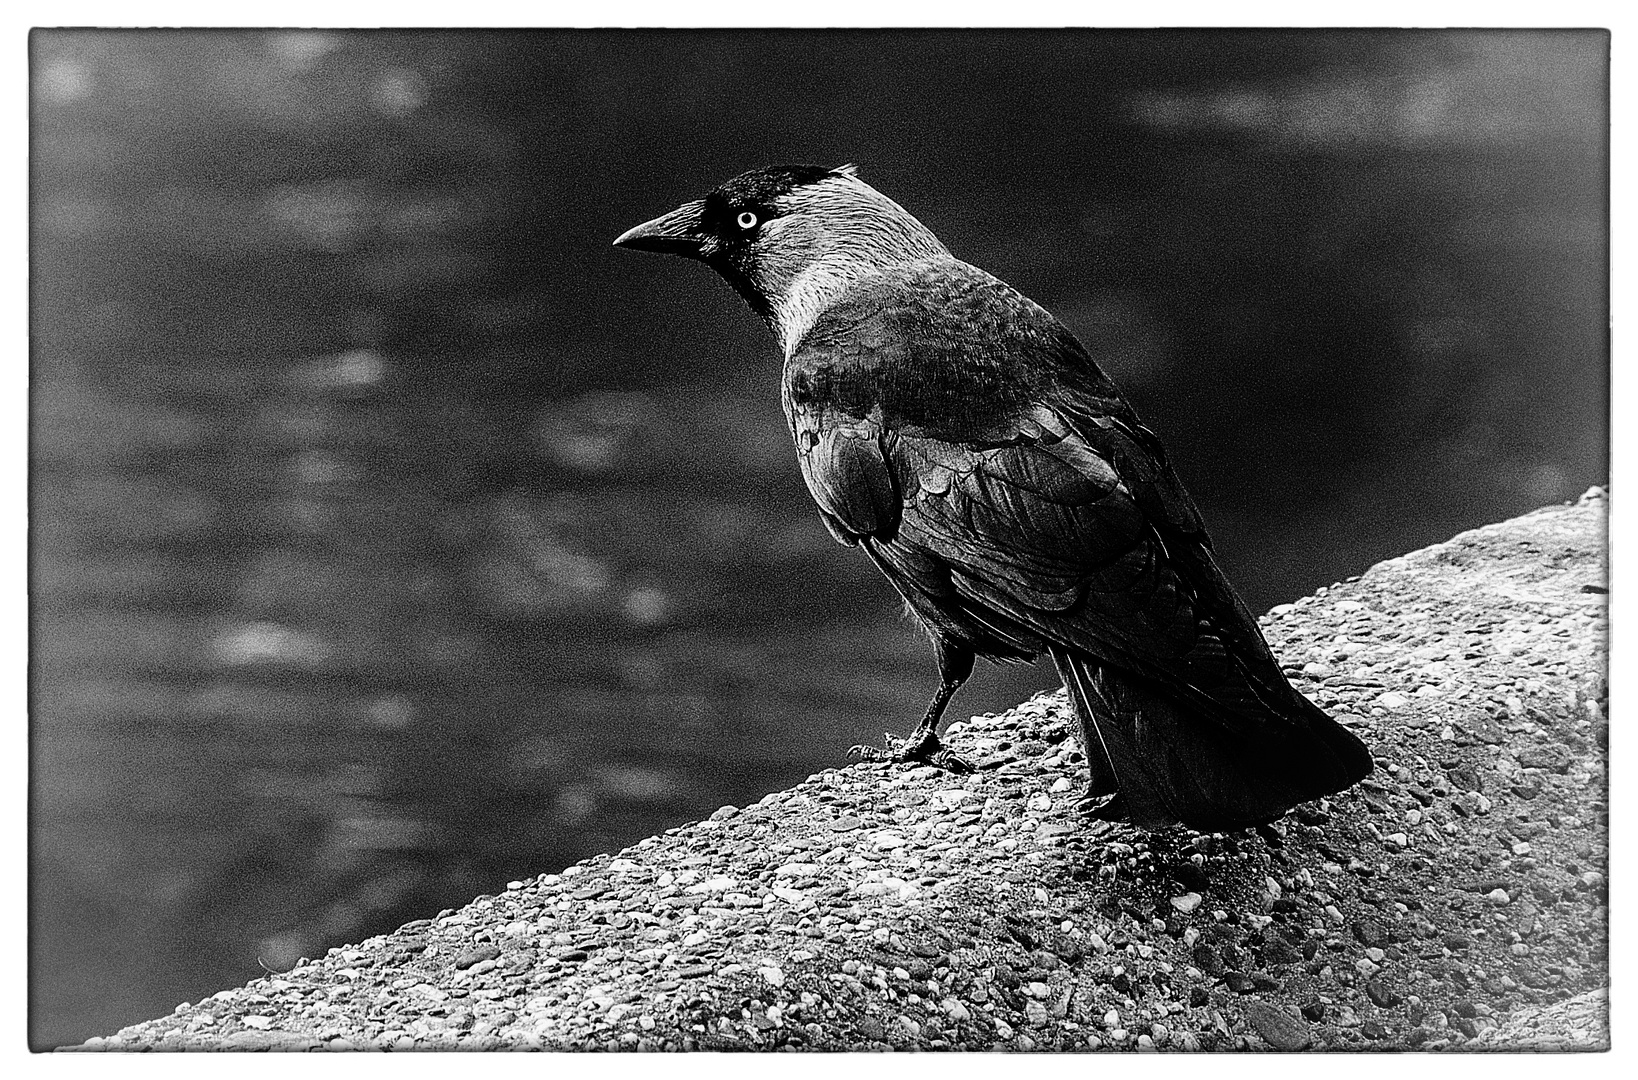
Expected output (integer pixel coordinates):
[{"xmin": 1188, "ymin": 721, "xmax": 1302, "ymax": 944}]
[
  {"xmin": 847, "ymin": 731, "xmax": 971, "ymax": 773},
  {"xmin": 1076, "ymin": 790, "xmax": 1127, "ymax": 820},
  {"xmin": 1075, "ymin": 790, "xmax": 1133, "ymax": 837}
]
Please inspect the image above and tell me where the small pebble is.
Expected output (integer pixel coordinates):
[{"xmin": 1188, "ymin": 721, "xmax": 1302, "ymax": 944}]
[
  {"xmin": 1366, "ymin": 978, "xmax": 1401, "ymax": 1008},
  {"xmin": 1244, "ymin": 1001, "xmax": 1312, "ymax": 1050},
  {"xmin": 454, "ymin": 946, "xmax": 500, "ymax": 970}
]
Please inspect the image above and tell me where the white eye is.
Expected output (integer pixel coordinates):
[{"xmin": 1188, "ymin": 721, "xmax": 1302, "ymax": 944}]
[{"xmin": 736, "ymin": 211, "xmax": 759, "ymax": 230}]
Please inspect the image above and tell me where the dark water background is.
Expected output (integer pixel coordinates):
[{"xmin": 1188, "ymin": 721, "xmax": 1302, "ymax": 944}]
[{"xmin": 29, "ymin": 29, "xmax": 1607, "ymax": 1049}]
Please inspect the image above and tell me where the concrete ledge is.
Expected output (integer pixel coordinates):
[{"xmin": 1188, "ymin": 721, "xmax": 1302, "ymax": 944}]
[{"xmin": 68, "ymin": 489, "xmax": 1609, "ymax": 1052}]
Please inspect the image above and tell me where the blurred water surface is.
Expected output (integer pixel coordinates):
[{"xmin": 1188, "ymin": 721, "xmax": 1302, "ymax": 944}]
[{"xmin": 30, "ymin": 30, "xmax": 1605, "ymax": 1048}]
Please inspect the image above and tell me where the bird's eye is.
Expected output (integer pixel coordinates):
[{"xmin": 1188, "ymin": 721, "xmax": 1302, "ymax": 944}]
[{"xmin": 736, "ymin": 211, "xmax": 759, "ymax": 230}]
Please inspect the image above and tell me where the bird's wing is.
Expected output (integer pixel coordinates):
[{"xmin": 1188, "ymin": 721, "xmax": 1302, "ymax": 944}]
[
  {"xmin": 892, "ymin": 409, "xmax": 1300, "ymax": 733},
  {"xmin": 791, "ymin": 418, "xmax": 901, "ymax": 547},
  {"xmin": 786, "ymin": 263, "xmax": 1300, "ymax": 735}
]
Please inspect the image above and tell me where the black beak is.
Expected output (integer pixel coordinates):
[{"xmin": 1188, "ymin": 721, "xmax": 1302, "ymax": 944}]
[{"xmin": 612, "ymin": 199, "xmax": 709, "ymax": 258}]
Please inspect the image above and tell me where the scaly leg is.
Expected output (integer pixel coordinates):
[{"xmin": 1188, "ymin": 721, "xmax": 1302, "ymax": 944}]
[{"xmin": 849, "ymin": 639, "xmax": 974, "ymax": 772}]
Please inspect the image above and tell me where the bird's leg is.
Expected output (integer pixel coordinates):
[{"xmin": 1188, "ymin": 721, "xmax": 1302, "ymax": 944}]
[
  {"xmin": 1050, "ymin": 649, "xmax": 1127, "ymax": 820},
  {"xmin": 849, "ymin": 640, "xmax": 974, "ymax": 771}
]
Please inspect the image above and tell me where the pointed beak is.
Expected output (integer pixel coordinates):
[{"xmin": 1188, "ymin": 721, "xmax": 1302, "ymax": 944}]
[{"xmin": 612, "ymin": 199, "xmax": 709, "ymax": 257}]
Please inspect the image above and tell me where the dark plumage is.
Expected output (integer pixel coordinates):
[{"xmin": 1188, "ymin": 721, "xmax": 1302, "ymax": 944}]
[{"xmin": 615, "ymin": 164, "xmax": 1371, "ymax": 831}]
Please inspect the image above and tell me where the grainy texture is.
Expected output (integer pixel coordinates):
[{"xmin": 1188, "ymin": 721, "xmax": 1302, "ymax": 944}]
[
  {"xmin": 66, "ymin": 490, "xmax": 1608, "ymax": 1053},
  {"xmin": 1471, "ymin": 988, "xmax": 1608, "ymax": 1051}
]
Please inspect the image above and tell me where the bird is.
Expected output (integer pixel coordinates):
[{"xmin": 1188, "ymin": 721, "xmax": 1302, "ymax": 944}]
[{"xmin": 613, "ymin": 163, "xmax": 1372, "ymax": 832}]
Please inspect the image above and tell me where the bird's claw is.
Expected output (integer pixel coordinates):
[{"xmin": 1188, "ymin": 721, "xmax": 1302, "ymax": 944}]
[
  {"xmin": 847, "ymin": 733, "xmax": 902, "ymax": 763},
  {"xmin": 1076, "ymin": 790, "xmax": 1126, "ymax": 820},
  {"xmin": 846, "ymin": 732, "xmax": 969, "ymax": 772}
]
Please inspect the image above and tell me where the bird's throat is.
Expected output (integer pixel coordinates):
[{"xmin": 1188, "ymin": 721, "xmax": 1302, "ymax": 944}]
[{"xmin": 771, "ymin": 260, "xmax": 868, "ymax": 357}]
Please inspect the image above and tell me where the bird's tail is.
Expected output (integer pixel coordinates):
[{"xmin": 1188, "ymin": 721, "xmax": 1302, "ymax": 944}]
[{"xmin": 1050, "ymin": 646, "xmax": 1373, "ymax": 832}]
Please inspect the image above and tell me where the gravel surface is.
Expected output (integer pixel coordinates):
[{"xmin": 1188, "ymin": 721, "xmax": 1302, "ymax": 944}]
[
  {"xmin": 1472, "ymin": 988, "xmax": 1608, "ymax": 1051},
  {"xmin": 67, "ymin": 489, "xmax": 1609, "ymax": 1052}
]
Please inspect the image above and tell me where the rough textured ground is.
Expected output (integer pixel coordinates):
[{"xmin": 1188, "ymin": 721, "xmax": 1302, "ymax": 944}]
[{"xmin": 68, "ymin": 489, "xmax": 1609, "ymax": 1053}]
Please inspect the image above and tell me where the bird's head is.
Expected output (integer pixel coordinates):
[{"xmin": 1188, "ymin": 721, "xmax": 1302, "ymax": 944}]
[{"xmin": 614, "ymin": 164, "xmax": 949, "ymax": 353}]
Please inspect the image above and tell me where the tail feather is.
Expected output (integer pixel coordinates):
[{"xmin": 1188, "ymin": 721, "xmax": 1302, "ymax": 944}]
[{"xmin": 1050, "ymin": 646, "xmax": 1372, "ymax": 832}]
